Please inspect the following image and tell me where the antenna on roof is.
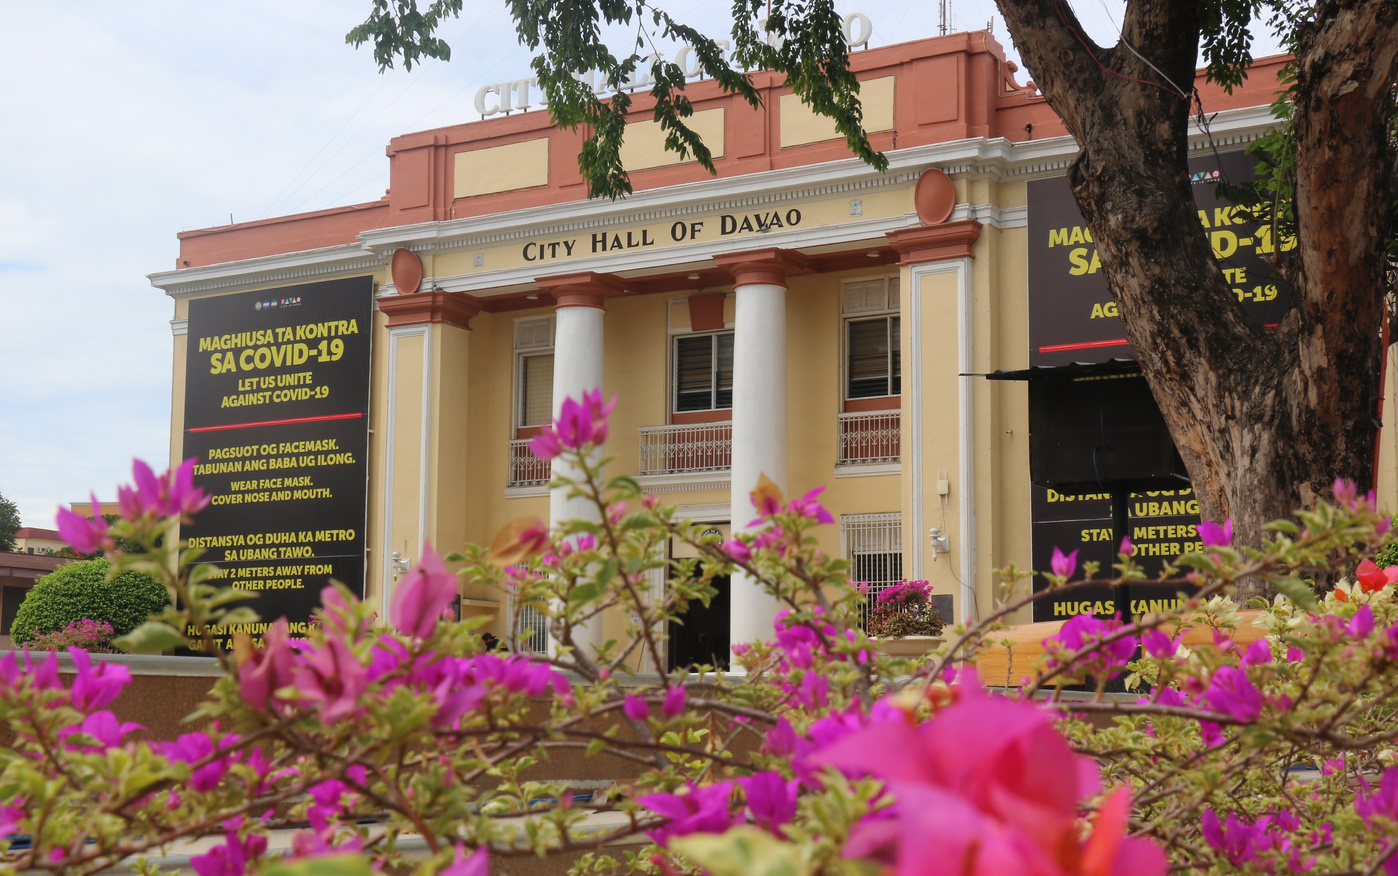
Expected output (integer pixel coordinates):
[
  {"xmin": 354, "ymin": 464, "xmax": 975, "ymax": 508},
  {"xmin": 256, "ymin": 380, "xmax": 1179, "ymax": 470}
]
[{"xmin": 939, "ymin": 0, "xmax": 949, "ymax": 35}]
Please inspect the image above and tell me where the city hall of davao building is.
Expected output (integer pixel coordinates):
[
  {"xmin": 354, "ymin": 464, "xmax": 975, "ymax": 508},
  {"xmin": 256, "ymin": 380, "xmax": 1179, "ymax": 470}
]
[{"xmin": 150, "ymin": 29, "xmax": 1398, "ymax": 665}]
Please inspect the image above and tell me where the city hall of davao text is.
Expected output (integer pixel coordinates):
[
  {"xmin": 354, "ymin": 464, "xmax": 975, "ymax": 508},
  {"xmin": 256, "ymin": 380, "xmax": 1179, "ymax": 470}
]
[{"xmin": 150, "ymin": 29, "xmax": 1398, "ymax": 665}]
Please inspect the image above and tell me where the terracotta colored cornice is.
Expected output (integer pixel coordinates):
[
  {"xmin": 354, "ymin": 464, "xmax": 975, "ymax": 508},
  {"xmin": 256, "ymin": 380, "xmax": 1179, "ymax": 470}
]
[
  {"xmin": 885, "ymin": 219, "xmax": 983, "ymax": 264},
  {"xmin": 377, "ymin": 290, "xmax": 483, "ymax": 330},
  {"xmin": 711, "ymin": 247, "xmax": 815, "ymax": 288},
  {"xmin": 534, "ymin": 272, "xmax": 629, "ymax": 309}
]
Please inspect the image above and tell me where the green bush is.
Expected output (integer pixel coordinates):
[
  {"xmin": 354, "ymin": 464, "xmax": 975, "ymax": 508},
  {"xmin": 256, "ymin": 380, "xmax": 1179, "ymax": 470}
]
[{"xmin": 9, "ymin": 559, "xmax": 170, "ymax": 645}]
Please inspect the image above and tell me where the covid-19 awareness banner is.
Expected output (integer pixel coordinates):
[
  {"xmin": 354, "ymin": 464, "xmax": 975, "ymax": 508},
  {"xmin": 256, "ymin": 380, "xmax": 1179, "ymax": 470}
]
[
  {"xmin": 1027, "ymin": 150, "xmax": 1293, "ymax": 367},
  {"xmin": 182, "ymin": 277, "xmax": 373, "ymax": 645}
]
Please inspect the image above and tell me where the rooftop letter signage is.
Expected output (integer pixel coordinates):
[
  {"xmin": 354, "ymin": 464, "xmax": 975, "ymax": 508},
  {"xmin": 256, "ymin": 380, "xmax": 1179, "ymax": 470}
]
[
  {"xmin": 474, "ymin": 13, "xmax": 874, "ymax": 117},
  {"xmin": 181, "ymin": 277, "xmax": 373, "ymax": 646},
  {"xmin": 1027, "ymin": 151, "xmax": 1293, "ymax": 366}
]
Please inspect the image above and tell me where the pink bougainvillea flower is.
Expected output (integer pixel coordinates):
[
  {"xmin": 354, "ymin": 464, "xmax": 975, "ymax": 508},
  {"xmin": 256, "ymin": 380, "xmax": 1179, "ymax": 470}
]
[
  {"xmin": 486, "ymin": 518, "xmax": 550, "ymax": 567},
  {"xmin": 191, "ymin": 829, "xmax": 267, "ymax": 876},
  {"xmin": 1240, "ymin": 639, "xmax": 1273, "ymax": 668},
  {"xmin": 294, "ymin": 636, "xmax": 368, "ymax": 723},
  {"xmin": 750, "ymin": 474, "xmax": 785, "ymax": 518},
  {"xmin": 1348, "ymin": 604, "xmax": 1376, "ymax": 640},
  {"xmin": 0, "ymin": 797, "xmax": 24, "ymax": 837},
  {"xmin": 740, "ymin": 772, "xmax": 800, "ymax": 834},
  {"xmin": 237, "ymin": 618, "xmax": 295, "ymax": 711},
  {"xmin": 1119, "ymin": 536, "xmax": 1134, "ymax": 556},
  {"xmin": 161, "ymin": 732, "xmax": 235, "ymax": 793},
  {"xmin": 662, "ymin": 685, "xmax": 686, "ymax": 719},
  {"xmin": 637, "ymin": 782, "xmax": 737, "ymax": 845},
  {"xmin": 722, "ymin": 539, "xmax": 752, "ymax": 564},
  {"xmin": 442, "ymin": 844, "xmax": 490, "ymax": 876},
  {"xmin": 1355, "ymin": 559, "xmax": 1398, "ymax": 593},
  {"xmin": 56, "ymin": 494, "xmax": 113, "ymax": 555},
  {"xmin": 1141, "ymin": 628, "xmax": 1178, "ymax": 659},
  {"xmin": 391, "ymin": 542, "xmax": 457, "ymax": 638},
  {"xmin": 119, "ymin": 458, "xmax": 210, "ymax": 521},
  {"xmin": 528, "ymin": 428, "xmax": 563, "ymax": 461},
  {"xmin": 788, "ymin": 487, "xmax": 835, "ymax": 524},
  {"xmin": 1356, "ymin": 766, "xmax": 1398, "ymax": 826},
  {"xmin": 624, "ymin": 694, "xmax": 650, "ymax": 722},
  {"xmin": 815, "ymin": 675, "xmax": 1163, "ymax": 876},
  {"xmin": 1050, "ymin": 546, "xmax": 1078, "ymax": 579},
  {"xmin": 1334, "ymin": 477, "xmax": 1359, "ymax": 506},
  {"xmin": 1201, "ymin": 808, "xmax": 1313, "ymax": 872},
  {"xmin": 1196, "ymin": 519, "xmax": 1233, "ymax": 547},
  {"xmin": 1045, "ymin": 615, "xmax": 1136, "ymax": 679},
  {"xmin": 68, "ymin": 649, "xmax": 132, "ymax": 712},
  {"xmin": 1205, "ymin": 666, "xmax": 1264, "ymax": 723}
]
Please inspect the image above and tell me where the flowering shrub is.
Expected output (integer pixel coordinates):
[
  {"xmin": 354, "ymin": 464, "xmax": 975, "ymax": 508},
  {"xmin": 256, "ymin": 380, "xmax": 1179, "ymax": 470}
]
[
  {"xmin": 27, "ymin": 619, "xmax": 116, "ymax": 652},
  {"xmin": 0, "ymin": 399, "xmax": 1397, "ymax": 876},
  {"xmin": 866, "ymin": 579, "xmax": 944, "ymax": 638},
  {"xmin": 8, "ymin": 558, "xmax": 170, "ymax": 644}
]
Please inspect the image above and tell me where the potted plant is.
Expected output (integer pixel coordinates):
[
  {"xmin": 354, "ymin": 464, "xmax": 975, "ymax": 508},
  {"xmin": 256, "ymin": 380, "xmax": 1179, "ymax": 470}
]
[{"xmin": 866, "ymin": 579, "xmax": 945, "ymax": 656}]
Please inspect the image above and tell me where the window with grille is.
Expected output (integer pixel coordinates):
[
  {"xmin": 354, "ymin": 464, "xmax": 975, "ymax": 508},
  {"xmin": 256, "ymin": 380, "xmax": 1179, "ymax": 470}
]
[
  {"xmin": 509, "ymin": 595, "xmax": 550, "ymax": 654},
  {"xmin": 840, "ymin": 512, "xmax": 903, "ymax": 627},
  {"xmin": 673, "ymin": 331, "xmax": 734, "ymax": 413},
  {"xmin": 842, "ymin": 278, "xmax": 901, "ymax": 400},
  {"xmin": 515, "ymin": 316, "xmax": 554, "ymax": 431}
]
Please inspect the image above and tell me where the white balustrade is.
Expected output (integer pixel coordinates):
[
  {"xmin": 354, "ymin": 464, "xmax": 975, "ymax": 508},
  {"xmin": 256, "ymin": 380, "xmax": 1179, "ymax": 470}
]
[
  {"xmin": 638, "ymin": 423, "xmax": 733, "ymax": 475},
  {"xmin": 837, "ymin": 411, "xmax": 901, "ymax": 466},
  {"xmin": 508, "ymin": 439, "xmax": 551, "ymax": 487}
]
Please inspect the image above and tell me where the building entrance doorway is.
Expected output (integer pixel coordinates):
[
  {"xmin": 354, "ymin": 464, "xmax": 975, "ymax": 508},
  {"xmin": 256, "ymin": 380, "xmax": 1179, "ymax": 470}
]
[{"xmin": 668, "ymin": 574, "xmax": 730, "ymax": 671}]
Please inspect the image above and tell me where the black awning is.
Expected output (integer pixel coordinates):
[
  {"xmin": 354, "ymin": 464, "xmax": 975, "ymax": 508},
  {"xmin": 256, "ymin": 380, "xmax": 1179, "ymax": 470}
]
[{"xmin": 983, "ymin": 357, "xmax": 1141, "ymax": 381}]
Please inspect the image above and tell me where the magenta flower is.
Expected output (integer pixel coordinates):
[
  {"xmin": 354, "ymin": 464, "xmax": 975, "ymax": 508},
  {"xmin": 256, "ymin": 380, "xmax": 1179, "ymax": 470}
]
[
  {"xmin": 740, "ymin": 772, "xmax": 800, "ymax": 834},
  {"xmin": 1197, "ymin": 519, "xmax": 1233, "ymax": 547},
  {"xmin": 662, "ymin": 685, "xmax": 686, "ymax": 718},
  {"xmin": 722, "ymin": 539, "xmax": 752, "ymax": 564},
  {"xmin": 118, "ymin": 458, "xmax": 209, "ymax": 521},
  {"xmin": 1240, "ymin": 639, "xmax": 1273, "ymax": 668},
  {"xmin": 1335, "ymin": 477, "xmax": 1359, "ymax": 506},
  {"xmin": 1201, "ymin": 808, "xmax": 1312, "ymax": 871},
  {"xmin": 391, "ymin": 543, "xmax": 457, "ymax": 638},
  {"xmin": 161, "ymin": 732, "xmax": 233, "ymax": 792},
  {"xmin": 1120, "ymin": 536, "xmax": 1134, "ymax": 555},
  {"xmin": 1356, "ymin": 767, "xmax": 1398, "ymax": 826},
  {"xmin": 1349, "ymin": 605, "xmax": 1375, "ymax": 640},
  {"xmin": 442, "ymin": 844, "xmax": 489, "ymax": 876},
  {"xmin": 788, "ymin": 487, "xmax": 835, "ymax": 525},
  {"xmin": 56, "ymin": 494, "xmax": 113, "ymax": 555},
  {"xmin": 1045, "ymin": 614, "xmax": 1136, "ymax": 679},
  {"xmin": 68, "ymin": 649, "xmax": 131, "ymax": 712},
  {"xmin": 191, "ymin": 828, "xmax": 267, "ymax": 876},
  {"xmin": 238, "ymin": 618, "xmax": 295, "ymax": 711},
  {"xmin": 1050, "ymin": 546, "xmax": 1078, "ymax": 579},
  {"xmin": 0, "ymin": 797, "xmax": 23, "ymax": 837},
  {"xmin": 624, "ymin": 694, "xmax": 650, "ymax": 722},
  {"xmin": 637, "ymin": 782, "xmax": 737, "ymax": 845},
  {"xmin": 529, "ymin": 429, "xmax": 562, "ymax": 461},
  {"xmin": 1205, "ymin": 666, "xmax": 1264, "ymax": 723},
  {"xmin": 1141, "ymin": 628, "xmax": 1178, "ymax": 659},
  {"xmin": 293, "ymin": 636, "xmax": 368, "ymax": 723},
  {"xmin": 65, "ymin": 710, "xmax": 142, "ymax": 752}
]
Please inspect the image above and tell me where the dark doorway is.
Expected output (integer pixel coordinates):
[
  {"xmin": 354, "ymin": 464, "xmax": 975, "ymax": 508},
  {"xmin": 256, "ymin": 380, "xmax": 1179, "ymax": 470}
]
[{"xmin": 669, "ymin": 574, "xmax": 731, "ymax": 672}]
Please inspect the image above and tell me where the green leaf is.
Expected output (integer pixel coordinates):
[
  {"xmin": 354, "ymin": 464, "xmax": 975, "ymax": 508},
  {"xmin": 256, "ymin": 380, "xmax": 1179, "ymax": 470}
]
[
  {"xmin": 1271, "ymin": 576, "xmax": 1317, "ymax": 611},
  {"xmin": 671, "ymin": 827, "xmax": 809, "ymax": 876},
  {"xmin": 258, "ymin": 854, "xmax": 375, "ymax": 876},
  {"xmin": 113, "ymin": 621, "xmax": 185, "ymax": 654}
]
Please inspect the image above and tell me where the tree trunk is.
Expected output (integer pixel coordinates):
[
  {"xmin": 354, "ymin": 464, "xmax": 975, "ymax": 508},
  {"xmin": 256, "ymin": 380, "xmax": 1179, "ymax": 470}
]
[{"xmin": 995, "ymin": 0, "xmax": 1398, "ymax": 598}]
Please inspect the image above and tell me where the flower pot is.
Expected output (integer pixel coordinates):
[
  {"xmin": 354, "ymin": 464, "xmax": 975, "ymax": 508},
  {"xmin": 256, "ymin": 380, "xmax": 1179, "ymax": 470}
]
[{"xmin": 871, "ymin": 635, "xmax": 944, "ymax": 657}]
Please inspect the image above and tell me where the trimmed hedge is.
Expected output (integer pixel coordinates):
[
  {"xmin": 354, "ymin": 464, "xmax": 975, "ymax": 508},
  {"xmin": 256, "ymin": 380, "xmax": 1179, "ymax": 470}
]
[{"xmin": 9, "ymin": 560, "xmax": 170, "ymax": 645}]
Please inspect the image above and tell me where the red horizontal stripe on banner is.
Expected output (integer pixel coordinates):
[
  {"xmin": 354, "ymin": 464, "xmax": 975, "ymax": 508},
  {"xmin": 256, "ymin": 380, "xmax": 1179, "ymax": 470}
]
[
  {"xmin": 1037, "ymin": 338, "xmax": 1130, "ymax": 353},
  {"xmin": 188, "ymin": 412, "xmax": 363, "ymax": 433}
]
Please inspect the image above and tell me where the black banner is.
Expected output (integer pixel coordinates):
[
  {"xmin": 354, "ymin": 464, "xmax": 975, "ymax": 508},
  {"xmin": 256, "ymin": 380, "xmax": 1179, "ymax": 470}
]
[
  {"xmin": 1030, "ymin": 485, "xmax": 1201, "ymax": 622},
  {"xmin": 182, "ymin": 277, "xmax": 373, "ymax": 642},
  {"xmin": 1027, "ymin": 151, "xmax": 1293, "ymax": 366}
]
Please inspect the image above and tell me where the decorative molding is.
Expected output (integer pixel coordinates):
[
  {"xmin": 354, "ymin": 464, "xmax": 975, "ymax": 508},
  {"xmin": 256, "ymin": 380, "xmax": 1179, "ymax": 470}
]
[
  {"xmin": 170, "ymin": 318, "xmax": 188, "ymax": 336},
  {"xmin": 535, "ymin": 272, "xmax": 629, "ymax": 308},
  {"xmin": 673, "ymin": 502, "xmax": 731, "ymax": 521},
  {"xmin": 832, "ymin": 462, "xmax": 902, "ymax": 478},
  {"xmin": 712, "ymin": 248, "xmax": 814, "ymax": 288},
  {"xmin": 377, "ymin": 290, "xmax": 483, "ymax": 329},
  {"xmin": 635, "ymin": 471, "xmax": 731, "ymax": 493},
  {"xmin": 949, "ymin": 203, "xmax": 1027, "ymax": 229},
  {"xmin": 504, "ymin": 485, "xmax": 549, "ymax": 499},
  {"xmin": 149, "ymin": 244, "xmax": 383, "ymax": 299},
  {"xmin": 886, "ymin": 220, "xmax": 984, "ymax": 264}
]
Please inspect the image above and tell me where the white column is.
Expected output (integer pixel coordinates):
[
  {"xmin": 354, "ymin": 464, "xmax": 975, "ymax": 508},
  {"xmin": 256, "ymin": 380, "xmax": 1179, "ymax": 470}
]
[
  {"xmin": 538, "ymin": 277, "xmax": 615, "ymax": 657},
  {"xmin": 716, "ymin": 253, "xmax": 801, "ymax": 659}
]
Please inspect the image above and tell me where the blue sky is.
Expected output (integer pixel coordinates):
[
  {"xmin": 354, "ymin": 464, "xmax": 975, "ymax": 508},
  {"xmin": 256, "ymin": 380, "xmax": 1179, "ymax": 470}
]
[{"xmin": 0, "ymin": 0, "xmax": 1280, "ymax": 531}]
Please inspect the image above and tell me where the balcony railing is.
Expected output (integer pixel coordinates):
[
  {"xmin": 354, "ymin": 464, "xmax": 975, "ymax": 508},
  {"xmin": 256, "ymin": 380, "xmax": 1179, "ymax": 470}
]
[
  {"xmin": 638, "ymin": 422, "xmax": 732, "ymax": 476},
  {"xmin": 508, "ymin": 439, "xmax": 551, "ymax": 488},
  {"xmin": 837, "ymin": 410, "xmax": 901, "ymax": 467}
]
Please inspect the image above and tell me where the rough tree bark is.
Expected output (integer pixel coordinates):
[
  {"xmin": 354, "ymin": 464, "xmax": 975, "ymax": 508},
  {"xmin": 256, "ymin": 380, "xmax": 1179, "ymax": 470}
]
[{"xmin": 995, "ymin": 0, "xmax": 1398, "ymax": 596}]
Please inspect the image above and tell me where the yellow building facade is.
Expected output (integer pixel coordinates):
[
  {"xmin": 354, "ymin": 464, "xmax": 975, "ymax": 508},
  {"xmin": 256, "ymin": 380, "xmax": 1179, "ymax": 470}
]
[{"xmin": 150, "ymin": 31, "xmax": 1388, "ymax": 664}]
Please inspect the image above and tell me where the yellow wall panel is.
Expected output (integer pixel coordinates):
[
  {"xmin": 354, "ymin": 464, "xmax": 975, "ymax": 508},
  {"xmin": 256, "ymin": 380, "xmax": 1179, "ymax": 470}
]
[
  {"xmin": 620, "ymin": 108, "xmax": 726, "ymax": 171},
  {"xmin": 780, "ymin": 76, "xmax": 895, "ymax": 148},
  {"xmin": 454, "ymin": 138, "xmax": 550, "ymax": 198}
]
